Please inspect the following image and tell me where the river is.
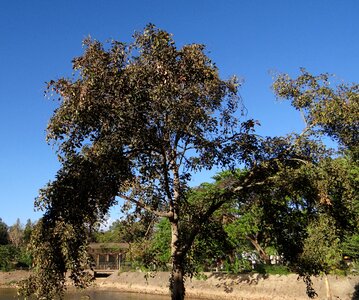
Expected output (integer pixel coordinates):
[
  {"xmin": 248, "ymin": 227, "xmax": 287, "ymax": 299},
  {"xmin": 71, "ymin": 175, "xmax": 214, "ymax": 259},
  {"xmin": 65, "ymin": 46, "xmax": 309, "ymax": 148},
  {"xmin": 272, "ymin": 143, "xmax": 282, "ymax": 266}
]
[{"xmin": 0, "ymin": 288, "xmax": 170, "ymax": 300}]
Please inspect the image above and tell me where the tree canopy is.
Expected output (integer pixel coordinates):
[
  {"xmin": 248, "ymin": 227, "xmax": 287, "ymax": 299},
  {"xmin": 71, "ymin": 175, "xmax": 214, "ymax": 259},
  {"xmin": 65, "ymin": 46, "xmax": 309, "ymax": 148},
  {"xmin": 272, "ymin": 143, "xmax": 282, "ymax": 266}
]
[
  {"xmin": 273, "ymin": 69, "xmax": 359, "ymax": 156},
  {"xmin": 20, "ymin": 26, "xmax": 358, "ymax": 300},
  {"xmin": 22, "ymin": 24, "xmax": 262, "ymax": 300}
]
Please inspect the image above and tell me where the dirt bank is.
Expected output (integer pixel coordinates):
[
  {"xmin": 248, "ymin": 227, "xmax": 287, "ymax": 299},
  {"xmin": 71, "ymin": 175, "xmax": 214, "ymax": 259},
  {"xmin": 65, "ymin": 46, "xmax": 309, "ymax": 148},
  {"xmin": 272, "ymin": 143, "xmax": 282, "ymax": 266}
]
[
  {"xmin": 98, "ymin": 271, "xmax": 359, "ymax": 300},
  {"xmin": 0, "ymin": 270, "xmax": 30, "ymax": 287},
  {"xmin": 1, "ymin": 270, "xmax": 358, "ymax": 299}
]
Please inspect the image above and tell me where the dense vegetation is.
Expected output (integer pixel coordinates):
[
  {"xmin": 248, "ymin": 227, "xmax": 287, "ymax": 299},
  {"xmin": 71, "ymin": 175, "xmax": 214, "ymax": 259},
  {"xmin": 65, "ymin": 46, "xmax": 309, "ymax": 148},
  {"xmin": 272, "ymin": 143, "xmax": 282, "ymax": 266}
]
[
  {"xmin": 0, "ymin": 218, "xmax": 34, "ymax": 271},
  {"xmin": 14, "ymin": 25, "xmax": 359, "ymax": 300},
  {"xmin": 92, "ymin": 159, "xmax": 359, "ymax": 279}
]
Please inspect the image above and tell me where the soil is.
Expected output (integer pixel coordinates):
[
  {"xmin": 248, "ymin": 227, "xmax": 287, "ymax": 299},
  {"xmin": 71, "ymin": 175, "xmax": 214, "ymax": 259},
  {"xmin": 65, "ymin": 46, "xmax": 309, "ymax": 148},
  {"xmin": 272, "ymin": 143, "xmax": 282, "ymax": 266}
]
[
  {"xmin": 0, "ymin": 270, "xmax": 30, "ymax": 287},
  {"xmin": 97, "ymin": 271, "xmax": 359, "ymax": 300},
  {"xmin": 1, "ymin": 270, "xmax": 358, "ymax": 299}
]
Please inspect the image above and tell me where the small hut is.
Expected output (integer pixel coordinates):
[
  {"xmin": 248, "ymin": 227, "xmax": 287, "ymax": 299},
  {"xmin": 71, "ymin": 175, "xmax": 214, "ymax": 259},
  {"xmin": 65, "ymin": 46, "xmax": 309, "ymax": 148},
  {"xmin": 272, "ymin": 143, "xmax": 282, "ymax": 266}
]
[{"xmin": 88, "ymin": 243, "xmax": 129, "ymax": 271}]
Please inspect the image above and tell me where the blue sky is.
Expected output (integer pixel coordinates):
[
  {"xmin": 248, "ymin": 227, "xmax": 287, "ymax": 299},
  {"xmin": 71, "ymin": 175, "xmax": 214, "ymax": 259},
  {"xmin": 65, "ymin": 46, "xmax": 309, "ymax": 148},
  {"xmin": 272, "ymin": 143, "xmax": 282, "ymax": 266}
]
[{"xmin": 1, "ymin": 0, "xmax": 358, "ymax": 226}]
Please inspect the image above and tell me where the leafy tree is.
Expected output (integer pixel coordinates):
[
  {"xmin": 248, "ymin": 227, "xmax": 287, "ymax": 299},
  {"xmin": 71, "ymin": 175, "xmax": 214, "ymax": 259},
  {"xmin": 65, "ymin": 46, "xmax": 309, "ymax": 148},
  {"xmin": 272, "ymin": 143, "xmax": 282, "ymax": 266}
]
[
  {"xmin": 93, "ymin": 222, "xmax": 123, "ymax": 243},
  {"xmin": 21, "ymin": 154, "xmax": 127, "ymax": 299},
  {"xmin": 20, "ymin": 28, "xmax": 356, "ymax": 300},
  {"xmin": 188, "ymin": 212, "xmax": 234, "ymax": 273},
  {"xmin": 8, "ymin": 218, "xmax": 24, "ymax": 248},
  {"xmin": 272, "ymin": 68, "xmax": 359, "ymax": 157},
  {"xmin": 270, "ymin": 70, "xmax": 359, "ymax": 296},
  {"xmin": 0, "ymin": 244, "xmax": 18, "ymax": 271},
  {"xmin": 0, "ymin": 219, "xmax": 34, "ymax": 271},
  {"xmin": 299, "ymin": 214, "xmax": 342, "ymax": 299},
  {"xmin": 21, "ymin": 24, "xmax": 256, "ymax": 300},
  {"xmin": 0, "ymin": 218, "xmax": 9, "ymax": 245},
  {"xmin": 272, "ymin": 69, "xmax": 358, "ymax": 255},
  {"xmin": 342, "ymin": 234, "xmax": 359, "ymax": 262},
  {"xmin": 23, "ymin": 219, "xmax": 34, "ymax": 245},
  {"xmin": 224, "ymin": 201, "xmax": 270, "ymax": 262},
  {"xmin": 20, "ymin": 25, "xmax": 318, "ymax": 300},
  {"xmin": 301, "ymin": 214, "xmax": 342, "ymax": 274},
  {"xmin": 147, "ymin": 218, "xmax": 172, "ymax": 268}
]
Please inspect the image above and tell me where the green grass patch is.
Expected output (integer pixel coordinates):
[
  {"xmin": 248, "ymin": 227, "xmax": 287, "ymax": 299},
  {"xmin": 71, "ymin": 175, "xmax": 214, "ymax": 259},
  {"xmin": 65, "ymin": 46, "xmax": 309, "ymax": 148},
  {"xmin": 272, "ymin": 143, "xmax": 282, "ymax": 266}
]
[{"xmin": 255, "ymin": 264, "xmax": 291, "ymax": 275}]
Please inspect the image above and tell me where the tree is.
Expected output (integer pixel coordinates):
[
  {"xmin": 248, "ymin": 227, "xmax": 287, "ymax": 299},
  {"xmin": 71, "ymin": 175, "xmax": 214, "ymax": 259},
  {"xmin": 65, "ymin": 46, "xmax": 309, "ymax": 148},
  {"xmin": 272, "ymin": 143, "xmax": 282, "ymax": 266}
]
[
  {"xmin": 271, "ymin": 70, "xmax": 359, "ymax": 297},
  {"xmin": 21, "ymin": 24, "xmax": 262, "ymax": 300},
  {"xmin": 147, "ymin": 218, "xmax": 172, "ymax": 268},
  {"xmin": 8, "ymin": 218, "xmax": 24, "ymax": 248},
  {"xmin": 21, "ymin": 24, "xmax": 320, "ymax": 300},
  {"xmin": 21, "ymin": 29, "xmax": 353, "ymax": 300},
  {"xmin": 21, "ymin": 152, "xmax": 128, "ymax": 298},
  {"xmin": 0, "ymin": 244, "xmax": 18, "ymax": 271},
  {"xmin": 224, "ymin": 201, "xmax": 270, "ymax": 262},
  {"xmin": 272, "ymin": 68, "xmax": 359, "ymax": 157},
  {"xmin": 272, "ymin": 70, "xmax": 359, "ymax": 256},
  {"xmin": 0, "ymin": 218, "xmax": 9, "ymax": 245},
  {"xmin": 23, "ymin": 219, "xmax": 34, "ymax": 245}
]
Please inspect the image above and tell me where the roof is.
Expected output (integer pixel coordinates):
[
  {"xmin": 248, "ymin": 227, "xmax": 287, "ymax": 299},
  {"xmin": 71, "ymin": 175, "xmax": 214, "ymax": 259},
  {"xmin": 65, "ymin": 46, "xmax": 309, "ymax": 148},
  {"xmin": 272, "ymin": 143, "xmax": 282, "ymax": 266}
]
[{"xmin": 88, "ymin": 242, "xmax": 129, "ymax": 254}]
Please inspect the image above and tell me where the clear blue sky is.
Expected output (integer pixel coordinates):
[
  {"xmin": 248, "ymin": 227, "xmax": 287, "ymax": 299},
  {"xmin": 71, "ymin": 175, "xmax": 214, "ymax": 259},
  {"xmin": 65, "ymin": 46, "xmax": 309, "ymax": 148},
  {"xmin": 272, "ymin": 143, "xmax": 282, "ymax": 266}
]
[{"xmin": 1, "ymin": 0, "xmax": 358, "ymax": 226}]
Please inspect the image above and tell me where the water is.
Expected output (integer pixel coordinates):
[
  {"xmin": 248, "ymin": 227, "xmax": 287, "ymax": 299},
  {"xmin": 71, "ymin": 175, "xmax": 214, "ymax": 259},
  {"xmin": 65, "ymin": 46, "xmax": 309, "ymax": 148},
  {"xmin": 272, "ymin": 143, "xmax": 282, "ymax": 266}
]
[{"xmin": 0, "ymin": 288, "xmax": 170, "ymax": 300}]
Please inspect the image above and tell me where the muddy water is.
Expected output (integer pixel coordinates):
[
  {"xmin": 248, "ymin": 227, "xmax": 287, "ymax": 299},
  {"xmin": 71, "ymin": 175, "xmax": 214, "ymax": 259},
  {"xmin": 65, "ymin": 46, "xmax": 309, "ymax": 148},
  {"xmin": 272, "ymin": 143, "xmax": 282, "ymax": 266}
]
[{"xmin": 0, "ymin": 288, "xmax": 171, "ymax": 300}]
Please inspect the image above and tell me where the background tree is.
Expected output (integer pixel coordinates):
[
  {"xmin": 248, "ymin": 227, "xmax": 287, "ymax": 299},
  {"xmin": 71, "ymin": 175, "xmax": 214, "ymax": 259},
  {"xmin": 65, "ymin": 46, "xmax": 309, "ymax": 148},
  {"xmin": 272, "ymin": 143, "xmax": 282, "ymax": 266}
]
[
  {"xmin": 0, "ymin": 244, "xmax": 18, "ymax": 271},
  {"xmin": 8, "ymin": 218, "xmax": 24, "ymax": 248},
  {"xmin": 0, "ymin": 218, "xmax": 9, "ymax": 245},
  {"xmin": 271, "ymin": 70, "xmax": 359, "ymax": 296},
  {"xmin": 146, "ymin": 217, "xmax": 172, "ymax": 269},
  {"xmin": 0, "ymin": 218, "xmax": 34, "ymax": 271},
  {"xmin": 23, "ymin": 219, "xmax": 34, "ymax": 245},
  {"xmin": 0, "ymin": 219, "xmax": 12, "ymax": 272},
  {"xmin": 272, "ymin": 69, "xmax": 359, "ymax": 157},
  {"xmin": 224, "ymin": 201, "xmax": 270, "ymax": 262}
]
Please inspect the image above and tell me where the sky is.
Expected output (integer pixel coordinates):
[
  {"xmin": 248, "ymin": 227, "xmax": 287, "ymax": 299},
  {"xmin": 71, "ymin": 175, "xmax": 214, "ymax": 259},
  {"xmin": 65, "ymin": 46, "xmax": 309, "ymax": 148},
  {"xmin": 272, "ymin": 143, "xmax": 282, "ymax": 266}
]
[{"xmin": 1, "ymin": 0, "xmax": 358, "ymax": 226}]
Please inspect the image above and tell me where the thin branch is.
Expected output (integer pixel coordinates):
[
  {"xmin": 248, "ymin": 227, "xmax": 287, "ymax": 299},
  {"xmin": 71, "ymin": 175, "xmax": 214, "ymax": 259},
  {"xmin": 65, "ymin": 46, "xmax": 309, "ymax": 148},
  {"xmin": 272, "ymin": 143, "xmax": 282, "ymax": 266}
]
[
  {"xmin": 123, "ymin": 147, "xmax": 162, "ymax": 158},
  {"xmin": 299, "ymin": 108, "xmax": 308, "ymax": 128},
  {"xmin": 161, "ymin": 144, "xmax": 173, "ymax": 202},
  {"xmin": 118, "ymin": 194, "xmax": 172, "ymax": 218}
]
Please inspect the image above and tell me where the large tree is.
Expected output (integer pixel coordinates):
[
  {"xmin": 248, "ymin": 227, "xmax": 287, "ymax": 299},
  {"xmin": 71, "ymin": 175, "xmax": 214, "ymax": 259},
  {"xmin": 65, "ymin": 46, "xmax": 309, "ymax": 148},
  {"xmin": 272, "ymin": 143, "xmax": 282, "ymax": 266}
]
[
  {"xmin": 21, "ymin": 25, "xmax": 265, "ymax": 300},
  {"xmin": 21, "ymin": 27, "xmax": 354, "ymax": 299},
  {"xmin": 271, "ymin": 69, "xmax": 359, "ymax": 297}
]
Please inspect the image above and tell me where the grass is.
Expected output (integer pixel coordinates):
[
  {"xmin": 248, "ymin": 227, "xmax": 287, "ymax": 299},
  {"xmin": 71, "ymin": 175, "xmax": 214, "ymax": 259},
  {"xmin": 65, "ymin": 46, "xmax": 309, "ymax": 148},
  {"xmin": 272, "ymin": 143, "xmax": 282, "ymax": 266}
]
[{"xmin": 255, "ymin": 264, "xmax": 291, "ymax": 275}]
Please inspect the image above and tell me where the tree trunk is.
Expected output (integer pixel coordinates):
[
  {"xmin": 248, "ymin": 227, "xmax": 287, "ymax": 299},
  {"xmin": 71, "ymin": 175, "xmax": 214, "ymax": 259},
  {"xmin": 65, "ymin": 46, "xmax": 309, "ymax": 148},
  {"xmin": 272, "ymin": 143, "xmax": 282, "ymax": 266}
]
[
  {"xmin": 169, "ymin": 216, "xmax": 186, "ymax": 300},
  {"xmin": 247, "ymin": 235, "xmax": 270, "ymax": 263},
  {"xmin": 170, "ymin": 257, "xmax": 185, "ymax": 300},
  {"xmin": 324, "ymin": 273, "xmax": 332, "ymax": 300},
  {"xmin": 168, "ymin": 160, "xmax": 186, "ymax": 300}
]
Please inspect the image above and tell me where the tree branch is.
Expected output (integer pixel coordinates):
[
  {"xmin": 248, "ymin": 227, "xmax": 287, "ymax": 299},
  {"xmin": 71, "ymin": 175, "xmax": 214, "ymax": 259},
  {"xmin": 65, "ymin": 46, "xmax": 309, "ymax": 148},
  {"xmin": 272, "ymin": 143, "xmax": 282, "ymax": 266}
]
[{"xmin": 118, "ymin": 194, "xmax": 173, "ymax": 218}]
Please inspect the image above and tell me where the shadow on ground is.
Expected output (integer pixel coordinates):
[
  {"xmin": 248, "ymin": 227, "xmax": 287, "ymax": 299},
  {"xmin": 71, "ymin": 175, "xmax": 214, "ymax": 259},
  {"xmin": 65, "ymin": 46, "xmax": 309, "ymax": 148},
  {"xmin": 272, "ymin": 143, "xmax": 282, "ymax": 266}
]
[
  {"xmin": 352, "ymin": 283, "xmax": 359, "ymax": 300},
  {"xmin": 209, "ymin": 272, "xmax": 269, "ymax": 294}
]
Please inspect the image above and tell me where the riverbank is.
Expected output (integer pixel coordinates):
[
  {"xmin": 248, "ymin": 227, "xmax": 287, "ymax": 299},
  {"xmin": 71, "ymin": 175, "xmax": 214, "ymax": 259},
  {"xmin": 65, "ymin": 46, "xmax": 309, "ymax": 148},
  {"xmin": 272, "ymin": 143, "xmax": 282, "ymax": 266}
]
[
  {"xmin": 97, "ymin": 271, "xmax": 359, "ymax": 300},
  {"xmin": 0, "ymin": 270, "xmax": 29, "ymax": 287},
  {"xmin": 1, "ymin": 270, "xmax": 358, "ymax": 299}
]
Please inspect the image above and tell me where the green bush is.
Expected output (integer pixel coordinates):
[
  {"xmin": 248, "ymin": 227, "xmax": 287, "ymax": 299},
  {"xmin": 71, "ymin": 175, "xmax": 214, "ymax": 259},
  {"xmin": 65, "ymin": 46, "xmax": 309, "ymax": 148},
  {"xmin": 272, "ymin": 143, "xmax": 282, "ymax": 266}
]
[
  {"xmin": 256, "ymin": 264, "xmax": 290, "ymax": 275},
  {"xmin": 223, "ymin": 257, "xmax": 252, "ymax": 274},
  {"xmin": 0, "ymin": 245, "xmax": 18, "ymax": 271},
  {"xmin": 16, "ymin": 248, "xmax": 32, "ymax": 269}
]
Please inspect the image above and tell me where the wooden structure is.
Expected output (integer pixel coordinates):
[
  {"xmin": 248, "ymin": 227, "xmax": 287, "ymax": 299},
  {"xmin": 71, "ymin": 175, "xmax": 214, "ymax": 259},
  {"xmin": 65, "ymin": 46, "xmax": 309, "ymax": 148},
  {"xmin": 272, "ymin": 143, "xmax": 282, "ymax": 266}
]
[{"xmin": 88, "ymin": 243, "xmax": 129, "ymax": 272}]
